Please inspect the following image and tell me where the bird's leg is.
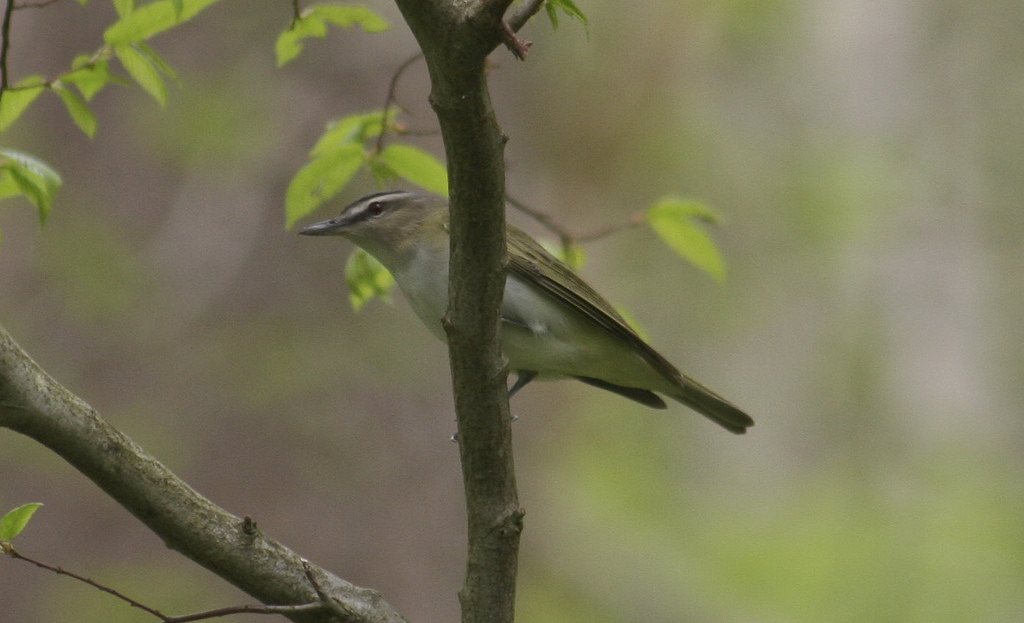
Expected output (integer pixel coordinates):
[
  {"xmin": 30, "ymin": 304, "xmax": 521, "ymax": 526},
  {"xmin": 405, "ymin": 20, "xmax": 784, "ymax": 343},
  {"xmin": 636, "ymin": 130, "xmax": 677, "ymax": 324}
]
[{"xmin": 508, "ymin": 370, "xmax": 538, "ymax": 398}]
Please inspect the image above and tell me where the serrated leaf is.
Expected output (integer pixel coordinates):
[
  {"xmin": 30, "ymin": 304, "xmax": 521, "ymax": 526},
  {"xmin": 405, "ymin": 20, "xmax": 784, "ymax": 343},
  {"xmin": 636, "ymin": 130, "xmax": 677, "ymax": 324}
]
[
  {"xmin": 0, "ymin": 77, "xmax": 46, "ymax": 134},
  {"xmin": 377, "ymin": 143, "xmax": 448, "ymax": 196},
  {"xmin": 544, "ymin": 0, "xmax": 589, "ymax": 34},
  {"xmin": 276, "ymin": 4, "xmax": 388, "ymax": 66},
  {"xmin": 285, "ymin": 143, "xmax": 364, "ymax": 228},
  {"xmin": 53, "ymin": 85, "xmax": 98, "ymax": 137},
  {"xmin": 114, "ymin": 43, "xmax": 166, "ymax": 106},
  {"xmin": 0, "ymin": 503, "xmax": 44, "ymax": 541},
  {"xmin": 65, "ymin": 59, "xmax": 114, "ymax": 101},
  {"xmin": 104, "ymin": 0, "xmax": 222, "ymax": 44},
  {"xmin": 0, "ymin": 149, "xmax": 62, "ymax": 222},
  {"xmin": 345, "ymin": 248, "xmax": 395, "ymax": 311},
  {"xmin": 646, "ymin": 197, "xmax": 727, "ymax": 282}
]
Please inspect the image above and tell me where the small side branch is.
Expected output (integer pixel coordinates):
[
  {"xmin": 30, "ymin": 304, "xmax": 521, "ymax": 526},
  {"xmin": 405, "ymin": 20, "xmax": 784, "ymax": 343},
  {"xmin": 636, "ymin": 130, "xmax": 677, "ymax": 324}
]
[
  {"xmin": 499, "ymin": 19, "xmax": 531, "ymax": 60},
  {"xmin": 1, "ymin": 0, "xmax": 15, "ymax": 92},
  {"xmin": 505, "ymin": 0, "xmax": 544, "ymax": 34}
]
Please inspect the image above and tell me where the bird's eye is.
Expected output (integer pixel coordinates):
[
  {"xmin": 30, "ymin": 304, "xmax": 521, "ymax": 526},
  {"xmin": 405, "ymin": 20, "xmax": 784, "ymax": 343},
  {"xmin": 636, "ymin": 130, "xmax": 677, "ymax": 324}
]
[{"xmin": 367, "ymin": 202, "xmax": 384, "ymax": 217}]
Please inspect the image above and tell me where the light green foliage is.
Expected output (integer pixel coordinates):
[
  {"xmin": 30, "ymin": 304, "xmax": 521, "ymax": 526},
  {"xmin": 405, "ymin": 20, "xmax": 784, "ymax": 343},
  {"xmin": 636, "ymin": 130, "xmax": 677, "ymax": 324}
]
[
  {"xmin": 285, "ymin": 109, "xmax": 448, "ymax": 228},
  {"xmin": 0, "ymin": 0, "xmax": 223, "ymax": 242},
  {"xmin": 0, "ymin": 76, "xmax": 46, "ymax": 134},
  {"xmin": 112, "ymin": 42, "xmax": 173, "ymax": 106},
  {"xmin": 52, "ymin": 83, "xmax": 99, "ymax": 137},
  {"xmin": 286, "ymin": 143, "xmax": 365, "ymax": 230},
  {"xmin": 0, "ymin": 150, "xmax": 63, "ymax": 224},
  {"xmin": 103, "ymin": 0, "xmax": 222, "ymax": 44},
  {"xmin": 113, "ymin": 0, "xmax": 135, "ymax": 18},
  {"xmin": 0, "ymin": 503, "xmax": 43, "ymax": 541},
  {"xmin": 375, "ymin": 144, "xmax": 449, "ymax": 196},
  {"xmin": 645, "ymin": 196, "xmax": 727, "ymax": 282},
  {"xmin": 64, "ymin": 57, "xmax": 118, "ymax": 101},
  {"xmin": 276, "ymin": 5, "xmax": 389, "ymax": 67},
  {"xmin": 345, "ymin": 248, "xmax": 395, "ymax": 311},
  {"xmin": 544, "ymin": 0, "xmax": 588, "ymax": 33}
]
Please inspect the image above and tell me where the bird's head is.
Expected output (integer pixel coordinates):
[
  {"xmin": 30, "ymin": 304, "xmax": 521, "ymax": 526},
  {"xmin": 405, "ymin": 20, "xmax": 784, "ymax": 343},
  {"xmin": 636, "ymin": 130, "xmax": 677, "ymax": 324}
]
[{"xmin": 300, "ymin": 190, "xmax": 448, "ymax": 267}]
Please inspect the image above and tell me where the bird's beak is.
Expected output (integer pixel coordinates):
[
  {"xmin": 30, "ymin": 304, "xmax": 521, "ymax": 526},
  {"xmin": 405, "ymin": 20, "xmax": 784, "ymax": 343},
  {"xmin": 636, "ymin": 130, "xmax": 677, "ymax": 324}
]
[{"xmin": 299, "ymin": 217, "xmax": 347, "ymax": 236}]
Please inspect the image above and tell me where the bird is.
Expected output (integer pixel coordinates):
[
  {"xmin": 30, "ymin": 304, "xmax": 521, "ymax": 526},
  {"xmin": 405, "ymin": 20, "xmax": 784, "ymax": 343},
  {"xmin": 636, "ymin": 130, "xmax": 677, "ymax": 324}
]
[{"xmin": 300, "ymin": 190, "xmax": 753, "ymax": 434}]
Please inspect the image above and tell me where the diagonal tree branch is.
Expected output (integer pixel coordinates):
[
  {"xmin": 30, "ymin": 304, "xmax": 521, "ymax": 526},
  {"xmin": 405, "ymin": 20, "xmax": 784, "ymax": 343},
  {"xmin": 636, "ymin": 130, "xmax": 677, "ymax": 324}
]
[
  {"xmin": 506, "ymin": 0, "xmax": 545, "ymax": 35},
  {"xmin": 0, "ymin": 324, "xmax": 407, "ymax": 623}
]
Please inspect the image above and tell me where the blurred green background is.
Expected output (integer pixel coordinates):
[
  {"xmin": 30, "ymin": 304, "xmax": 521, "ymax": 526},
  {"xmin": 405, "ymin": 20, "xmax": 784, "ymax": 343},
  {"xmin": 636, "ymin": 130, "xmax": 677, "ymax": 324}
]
[{"xmin": 2, "ymin": 1, "xmax": 1024, "ymax": 622}]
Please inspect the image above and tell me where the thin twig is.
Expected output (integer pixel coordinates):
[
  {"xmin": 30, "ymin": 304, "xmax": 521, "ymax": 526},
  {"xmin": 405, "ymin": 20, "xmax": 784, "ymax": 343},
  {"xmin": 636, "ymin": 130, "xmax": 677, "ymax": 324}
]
[
  {"xmin": 506, "ymin": 193, "xmax": 647, "ymax": 248},
  {"xmin": 5, "ymin": 544, "xmax": 171, "ymax": 620},
  {"xmin": 163, "ymin": 602, "xmax": 325, "ymax": 623},
  {"xmin": 289, "ymin": 0, "xmax": 301, "ymax": 28},
  {"xmin": 374, "ymin": 52, "xmax": 423, "ymax": 154},
  {"xmin": 575, "ymin": 213, "xmax": 647, "ymax": 243},
  {"xmin": 14, "ymin": 0, "xmax": 65, "ymax": 8},
  {"xmin": 3, "ymin": 544, "xmax": 328, "ymax": 622},
  {"xmin": 1, "ymin": 0, "xmax": 14, "ymax": 93},
  {"xmin": 505, "ymin": 193, "xmax": 572, "ymax": 246}
]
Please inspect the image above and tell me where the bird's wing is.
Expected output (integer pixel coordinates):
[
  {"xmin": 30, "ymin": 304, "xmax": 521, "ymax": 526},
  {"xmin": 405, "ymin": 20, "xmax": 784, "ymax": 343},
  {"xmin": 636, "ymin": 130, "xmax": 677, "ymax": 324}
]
[{"xmin": 505, "ymin": 226, "xmax": 684, "ymax": 384}]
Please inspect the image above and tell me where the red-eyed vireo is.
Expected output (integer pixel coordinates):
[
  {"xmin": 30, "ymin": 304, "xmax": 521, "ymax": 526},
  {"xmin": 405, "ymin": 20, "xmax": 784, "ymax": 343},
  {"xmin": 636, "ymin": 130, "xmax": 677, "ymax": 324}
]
[{"xmin": 300, "ymin": 190, "xmax": 753, "ymax": 434}]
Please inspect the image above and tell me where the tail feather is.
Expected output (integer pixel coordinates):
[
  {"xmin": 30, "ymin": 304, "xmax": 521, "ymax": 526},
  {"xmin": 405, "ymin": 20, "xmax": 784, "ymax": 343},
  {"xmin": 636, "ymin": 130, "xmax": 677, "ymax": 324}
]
[{"xmin": 672, "ymin": 377, "xmax": 754, "ymax": 434}]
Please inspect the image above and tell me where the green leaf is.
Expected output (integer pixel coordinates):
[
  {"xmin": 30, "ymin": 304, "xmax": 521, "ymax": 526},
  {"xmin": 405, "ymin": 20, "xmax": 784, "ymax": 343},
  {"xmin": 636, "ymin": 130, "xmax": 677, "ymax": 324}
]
[
  {"xmin": 315, "ymin": 4, "xmax": 389, "ymax": 31},
  {"xmin": 104, "ymin": 0, "xmax": 222, "ymax": 45},
  {"xmin": 0, "ymin": 149, "xmax": 63, "ymax": 222},
  {"xmin": 0, "ymin": 503, "xmax": 44, "ymax": 541},
  {"xmin": 345, "ymin": 248, "xmax": 394, "ymax": 311},
  {"xmin": 285, "ymin": 143, "xmax": 364, "ymax": 228},
  {"xmin": 53, "ymin": 84, "xmax": 98, "ymax": 137},
  {"xmin": 114, "ymin": 43, "xmax": 167, "ymax": 105},
  {"xmin": 65, "ymin": 58, "xmax": 115, "ymax": 101},
  {"xmin": 646, "ymin": 196, "xmax": 727, "ymax": 282},
  {"xmin": 276, "ymin": 4, "xmax": 389, "ymax": 66},
  {"xmin": 377, "ymin": 143, "xmax": 448, "ymax": 196},
  {"xmin": 276, "ymin": 13, "xmax": 327, "ymax": 67},
  {"xmin": 136, "ymin": 40, "xmax": 179, "ymax": 84},
  {"xmin": 311, "ymin": 110, "xmax": 394, "ymax": 156},
  {"xmin": 112, "ymin": 0, "xmax": 134, "ymax": 18},
  {"xmin": 0, "ymin": 77, "xmax": 46, "ymax": 134},
  {"xmin": 544, "ymin": 0, "xmax": 589, "ymax": 34}
]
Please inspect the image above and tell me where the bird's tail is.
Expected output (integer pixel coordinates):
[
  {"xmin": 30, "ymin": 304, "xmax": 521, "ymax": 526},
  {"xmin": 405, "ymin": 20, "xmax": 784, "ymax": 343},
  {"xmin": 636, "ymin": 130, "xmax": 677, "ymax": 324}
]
[{"xmin": 670, "ymin": 376, "xmax": 754, "ymax": 434}]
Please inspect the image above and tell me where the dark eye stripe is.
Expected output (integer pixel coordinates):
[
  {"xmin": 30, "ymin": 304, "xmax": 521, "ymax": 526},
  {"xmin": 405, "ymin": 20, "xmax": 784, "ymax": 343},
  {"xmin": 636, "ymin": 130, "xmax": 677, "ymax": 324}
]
[{"xmin": 340, "ymin": 190, "xmax": 415, "ymax": 223}]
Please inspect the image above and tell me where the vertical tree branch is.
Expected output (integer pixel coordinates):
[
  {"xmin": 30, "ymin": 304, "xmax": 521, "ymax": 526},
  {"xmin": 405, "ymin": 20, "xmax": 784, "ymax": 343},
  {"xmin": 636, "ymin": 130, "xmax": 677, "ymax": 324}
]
[{"xmin": 391, "ymin": 2, "xmax": 528, "ymax": 622}]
